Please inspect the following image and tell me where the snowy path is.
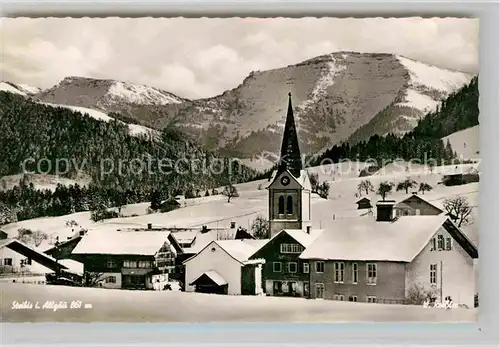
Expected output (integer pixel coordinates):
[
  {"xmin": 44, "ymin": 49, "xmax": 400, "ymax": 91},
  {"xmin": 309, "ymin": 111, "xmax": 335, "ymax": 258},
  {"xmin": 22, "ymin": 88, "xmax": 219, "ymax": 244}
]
[{"xmin": 2, "ymin": 283, "xmax": 476, "ymax": 323}]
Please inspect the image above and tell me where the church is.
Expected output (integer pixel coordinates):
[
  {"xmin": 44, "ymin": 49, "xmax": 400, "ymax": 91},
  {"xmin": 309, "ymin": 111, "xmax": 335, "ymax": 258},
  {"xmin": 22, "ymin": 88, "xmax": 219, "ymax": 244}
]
[{"xmin": 249, "ymin": 93, "xmax": 323, "ymax": 297}]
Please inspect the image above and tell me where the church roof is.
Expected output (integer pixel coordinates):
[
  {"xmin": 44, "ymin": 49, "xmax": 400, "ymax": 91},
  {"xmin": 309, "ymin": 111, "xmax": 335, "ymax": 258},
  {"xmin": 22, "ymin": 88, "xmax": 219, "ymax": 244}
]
[
  {"xmin": 277, "ymin": 93, "xmax": 303, "ymax": 178},
  {"xmin": 267, "ymin": 169, "xmax": 311, "ymax": 190}
]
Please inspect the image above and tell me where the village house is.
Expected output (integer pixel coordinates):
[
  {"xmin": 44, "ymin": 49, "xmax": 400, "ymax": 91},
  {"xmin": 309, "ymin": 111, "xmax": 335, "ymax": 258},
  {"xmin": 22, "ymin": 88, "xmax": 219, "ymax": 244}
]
[
  {"xmin": 356, "ymin": 197, "xmax": 372, "ymax": 210},
  {"xmin": 0, "ymin": 238, "xmax": 68, "ymax": 275},
  {"xmin": 394, "ymin": 194, "xmax": 443, "ymax": 217},
  {"xmin": 71, "ymin": 228, "xmax": 182, "ymax": 289},
  {"xmin": 299, "ymin": 202, "xmax": 478, "ymax": 308},
  {"xmin": 249, "ymin": 229, "xmax": 321, "ymax": 297},
  {"xmin": 183, "ymin": 239, "xmax": 267, "ymax": 295}
]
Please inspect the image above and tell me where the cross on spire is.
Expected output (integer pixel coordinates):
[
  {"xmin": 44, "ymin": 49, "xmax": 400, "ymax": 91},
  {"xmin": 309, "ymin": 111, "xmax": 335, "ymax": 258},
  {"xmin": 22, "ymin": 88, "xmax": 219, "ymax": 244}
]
[{"xmin": 277, "ymin": 92, "xmax": 303, "ymax": 178}]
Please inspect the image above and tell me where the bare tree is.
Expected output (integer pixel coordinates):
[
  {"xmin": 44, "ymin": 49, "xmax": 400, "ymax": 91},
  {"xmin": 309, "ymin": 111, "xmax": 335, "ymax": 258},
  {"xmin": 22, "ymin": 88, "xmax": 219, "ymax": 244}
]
[
  {"xmin": 443, "ymin": 196, "xmax": 473, "ymax": 227},
  {"xmin": 377, "ymin": 181, "xmax": 394, "ymax": 201},
  {"xmin": 396, "ymin": 177, "xmax": 417, "ymax": 194},
  {"xmin": 223, "ymin": 184, "xmax": 239, "ymax": 203},
  {"xmin": 358, "ymin": 180, "xmax": 374, "ymax": 195},
  {"xmin": 251, "ymin": 215, "xmax": 270, "ymax": 239}
]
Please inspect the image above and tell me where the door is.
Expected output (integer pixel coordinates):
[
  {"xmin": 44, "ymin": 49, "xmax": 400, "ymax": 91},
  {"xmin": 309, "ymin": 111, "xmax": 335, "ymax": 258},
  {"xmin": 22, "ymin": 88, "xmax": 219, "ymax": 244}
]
[
  {"xmin": 303, "ymin": 282, "xmax": 310, "ymax": 298},
  {"xmin": 315, "ymin": 283, "xmax": 325, "ymax": 299}
]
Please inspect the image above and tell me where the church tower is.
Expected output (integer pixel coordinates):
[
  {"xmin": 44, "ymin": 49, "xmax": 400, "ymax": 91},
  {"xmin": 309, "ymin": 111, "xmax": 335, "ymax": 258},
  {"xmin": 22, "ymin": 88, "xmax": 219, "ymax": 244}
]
[{"xmin": 267, "ymin": 93, "xmax": 312, "ymax": 238}]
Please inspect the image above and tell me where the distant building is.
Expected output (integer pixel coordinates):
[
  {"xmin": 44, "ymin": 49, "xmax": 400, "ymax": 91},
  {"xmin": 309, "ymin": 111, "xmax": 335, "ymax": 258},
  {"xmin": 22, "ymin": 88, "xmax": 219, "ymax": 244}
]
[
  {"xmin": 355, "ymin": 197, "xmax": 372, "ymax": 210},
  {"xmin": 183, "ymin": 239, "xmax": 267, "ymax": 295},
  {"xmin": 71, "ymin": 230, "xmax": 183, "ymax": 289},
  {"xmin": 394, "ymin": 194, "xmax": 443, "ymax": 217},
  {"xmin": 299, "ymin": 203, "xmax": 478, "ymax": 308}
]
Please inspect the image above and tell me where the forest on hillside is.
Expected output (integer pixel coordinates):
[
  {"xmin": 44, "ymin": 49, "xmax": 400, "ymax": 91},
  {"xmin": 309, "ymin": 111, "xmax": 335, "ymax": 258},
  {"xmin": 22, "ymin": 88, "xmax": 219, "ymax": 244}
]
[
  {"xmin": 0, "ymin": 92, "xmax": 255, "ymax": 223},
  {"xmin": 313, "ymin": 76, "xmax": 479, "ymax": 167}
]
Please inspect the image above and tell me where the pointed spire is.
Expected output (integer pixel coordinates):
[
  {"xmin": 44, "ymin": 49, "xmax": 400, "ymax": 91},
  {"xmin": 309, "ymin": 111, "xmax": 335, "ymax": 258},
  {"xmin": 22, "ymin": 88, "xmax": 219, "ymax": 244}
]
[{"xmin": 278, "ymin": 92, "xmax": 303, "ymax": 178}]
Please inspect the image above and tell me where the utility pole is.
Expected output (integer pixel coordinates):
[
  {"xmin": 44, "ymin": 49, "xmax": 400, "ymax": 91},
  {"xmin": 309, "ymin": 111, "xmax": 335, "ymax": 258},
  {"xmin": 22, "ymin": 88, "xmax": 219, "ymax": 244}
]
[{"xmin": 440, "ymin": 260, "xmax": 443, "ymax": 303}]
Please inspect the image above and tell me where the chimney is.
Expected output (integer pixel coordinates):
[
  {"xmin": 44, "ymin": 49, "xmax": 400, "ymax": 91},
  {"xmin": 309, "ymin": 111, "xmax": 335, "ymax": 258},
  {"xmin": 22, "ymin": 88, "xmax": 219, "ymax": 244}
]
[
  {"xmin": 411, "ymin": 191, "xmax": 418, "ymax": 195},
  {"xmin": 376, "ymin": 200, "xmax": 396, "ymax": 222},
  {"xmin": 201, "ymin": 225, "xmax": 209, "ymax": 233},
  {"xmin": 306, "ymin": 226, "xmax": 311, "ymax": 234},
  {"xmin": 147, "ymin": 223, "xmax": 152, "ymax": 230},
  {"xmin": 230, "ymin": 221, "xmax": 236, "ymax": 229}
]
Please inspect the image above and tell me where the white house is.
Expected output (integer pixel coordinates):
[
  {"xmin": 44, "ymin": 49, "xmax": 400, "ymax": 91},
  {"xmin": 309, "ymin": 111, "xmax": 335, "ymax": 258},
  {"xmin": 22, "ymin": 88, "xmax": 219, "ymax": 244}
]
[{"xmin": 183, "ymin": 239, "xmax": 268, "ymax": 295}]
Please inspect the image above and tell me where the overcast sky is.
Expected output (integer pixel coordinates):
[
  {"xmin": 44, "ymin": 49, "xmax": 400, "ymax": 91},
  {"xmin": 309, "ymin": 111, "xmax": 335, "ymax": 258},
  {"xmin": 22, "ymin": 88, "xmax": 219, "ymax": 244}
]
[{"xmin": 2, "ymin": 17, "xmax": 478, "ymax": 99}]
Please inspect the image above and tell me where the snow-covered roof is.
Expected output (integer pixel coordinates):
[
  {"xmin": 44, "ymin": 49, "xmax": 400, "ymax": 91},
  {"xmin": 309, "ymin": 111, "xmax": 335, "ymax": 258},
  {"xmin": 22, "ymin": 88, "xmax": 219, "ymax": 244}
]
[
  {"xmin": 299, "ymin": 215, "xmax": 450, "ymax": 262},
  {"xmin": 395, "ymin": 194, "xmax": 443, "ymax": 212},
  {"xmin": 182, "ymin": 230, "xmax": 219, "ymax": 254},
  {"xmin": 215, "ymin": 239, "xmax": 269, "ymax": 263},
  {"xmin": 441, "ymin": 163, "xmax": 480, "ymax": 176},
  {"xmin": 189, "ymin": 271, "xmax": 227, "ymax": 286},
  {"xmin": 277, "ymin": 229, "xmax": 324, "ymax": 248},
  {"xmin": 71, "ymin": 230, "xmax": 171, "ymax": 255},
  {"xmin": 0, "ymin": 238, "xmax": 68, "ymax": 271},
  {"xmin": 58, "ymin": 259, "xmax": 84, "ymax": 275},
  {"xmin": 170, "ymin": 230, "xmax": 199, "ymax": 244}
]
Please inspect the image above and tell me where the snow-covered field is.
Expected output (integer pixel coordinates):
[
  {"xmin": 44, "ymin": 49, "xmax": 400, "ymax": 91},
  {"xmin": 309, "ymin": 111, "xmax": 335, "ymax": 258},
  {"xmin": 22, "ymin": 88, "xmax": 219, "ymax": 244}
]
[
  {"xmin": 442, "ymin": 126, "xmax": 479, "ymax": 160},
  {"xmin": 1, "ymin": 161, "xmax": 479, "ymax": 247},
  {"xmin": 1, "ymin": 283, "xmax": 476, "ymax": 322}
]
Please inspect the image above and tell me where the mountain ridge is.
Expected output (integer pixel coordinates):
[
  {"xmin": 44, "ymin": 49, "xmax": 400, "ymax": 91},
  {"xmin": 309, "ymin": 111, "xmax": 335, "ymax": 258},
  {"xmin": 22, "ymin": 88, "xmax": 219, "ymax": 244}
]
[{"xmin": 4, "ymin": 51, "xmax": 474, "ymax": 161}]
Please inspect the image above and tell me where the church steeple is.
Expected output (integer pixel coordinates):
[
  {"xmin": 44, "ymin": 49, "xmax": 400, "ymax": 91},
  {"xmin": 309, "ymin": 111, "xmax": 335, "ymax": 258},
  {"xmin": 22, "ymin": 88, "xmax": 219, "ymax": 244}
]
[{"xmin": 278, "ymin": 92, "xmax": 303, "ymax": 178}]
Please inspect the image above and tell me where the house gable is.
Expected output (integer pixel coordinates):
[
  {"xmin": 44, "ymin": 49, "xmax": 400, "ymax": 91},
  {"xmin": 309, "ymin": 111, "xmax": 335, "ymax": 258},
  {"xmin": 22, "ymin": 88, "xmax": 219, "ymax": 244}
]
[
  {"xmin": 249, "ymin": 230, "xmax": 307, "ymax": 260},
  {"xmin": 395, "ymin": 195, "xmax": 443, "ymax": 216},
  {"xmin": 267, "ymin": 169, "xmax": 304, "ymax": 190}
]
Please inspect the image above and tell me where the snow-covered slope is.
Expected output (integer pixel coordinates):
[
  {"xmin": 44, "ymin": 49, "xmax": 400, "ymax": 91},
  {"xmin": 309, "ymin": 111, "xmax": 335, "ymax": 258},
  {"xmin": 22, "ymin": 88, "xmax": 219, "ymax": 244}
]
[
  {"xmin": 397, "ymin": 56, "xmax": 473, "ymax": 115},
  {"xmin": 107, "ymin": 81, "xmax": 183, "ymax": 105},
  {"xmin": 1, "ymin": 161, "xmax": 478, "ymax": 248},
  {"xmin": 0, "ymin": 82, "xmax": 26, "ymax": 96},
  {"xmin": 0, "ymin": 82, "xmax": 42, "ymax": 96},
  {"xmin": 442, "ymin": 125, "xmax": 480, "ymax": 160},
  {"xmin": 41, "ymin": 102, "xmax": 159, "ymax": 138}
]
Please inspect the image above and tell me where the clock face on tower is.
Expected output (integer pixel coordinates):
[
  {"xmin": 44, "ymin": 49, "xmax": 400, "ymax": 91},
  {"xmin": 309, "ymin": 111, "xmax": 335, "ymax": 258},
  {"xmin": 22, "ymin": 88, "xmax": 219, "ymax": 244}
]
[{"xmin": 281, "ymin": 176, "xmax": 290, "ymax": 186}]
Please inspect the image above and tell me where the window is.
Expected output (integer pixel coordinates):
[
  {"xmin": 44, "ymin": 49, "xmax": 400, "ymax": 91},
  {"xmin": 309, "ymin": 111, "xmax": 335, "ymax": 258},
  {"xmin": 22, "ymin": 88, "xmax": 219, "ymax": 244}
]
[
  {"xmin": 278, "ymin": 196, "xmax": 285, "ymax": 214},
  {"xmin": 280, "ymin": 243, "xmax": 303, "ymax": 254},
  {"xmin": 3, "ymin": 258, "xmax": 12, "ymax": 266},
  {"xmin": 395, "ymin": 209, "xmax": 401, "ymax": 217},
  {"xmin": 315, "ymin": 261, "xmax": 325, "ymax": 273},
  {"xmin": 430, "ymin": 237, "xmax": 436, "ymax": 251},
  {"xmin": 315, "ymin": 283, "xmax": 325, "ymax": 299},
  {"xmin": 352, "ymin": 263, "xmax": 358, "ymax": 284},
  {"xmin": 349, "ymin": 296, "xmax": 358, "ymax": 302},
  {"xmin": 334, "ymin": 262, "xmax": 345, "ymax": 283},
  {"xmin": 445, "ymin": 237, "xmax": 452, "ymax": 251},
  {"xmin": 287, "ymin": 262, "xmax": 297, "ymax": 273},
  {"xmin": 286, "ymin": 195, "xmax": 293, "ymax": 214},
  {"xmin": 415, "ymin": 209, "xmax": 421, "ymax": 215},
  {"xmin": 366, "ymin": 263, "xmax": 377, "ymax": 285},
  {"xmin": 107, "ymin": 259, "xmax": 117, "ymax": 268},
  {"xmin": 403, "ymin": 209, "xmax": 409, "ymax": 216},
  {"xmin": 367, "ymin": 296, "xmax": 377, "ymax": 303},
  {"xmin": 430, "ymin": 264, "xmax": 437, "ymax": 285},
  {"xmin": 333, "ymin": 294, "xmax": 345, "ymax": 301},
  {"xmin": 106, "ymin": 276, "xmax": 116, "ymax": 284},
  {"xmin": 303, "ymin": 262, "xmax": 310, "ymax": 274},
  {"xmin": 273, "ymin": 281, "xmax": 282, "ymax": 294},
  {"xmin": 273, "ymin": 262, "xmax": 282, "ymax": 272},
  {"xmin": 437, "ymin": 235, "xmax": 444, "ymax": 250}
]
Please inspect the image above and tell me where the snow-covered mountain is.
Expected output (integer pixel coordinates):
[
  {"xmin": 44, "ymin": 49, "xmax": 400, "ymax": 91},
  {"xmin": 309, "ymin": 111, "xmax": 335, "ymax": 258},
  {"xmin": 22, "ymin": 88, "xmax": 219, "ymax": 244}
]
[
  {"xmin": 36, "ymin": 76, "xmax": 188, "ymax": 113},
  {"xmin": 0, "ymin": 81, "xmax": 42, "ymax": 96},
  {"xmin": 144, "ymin": 51, "xmax": 472, "ymax": 158},
  {"xmin": 0, "ymin": 81, "xmax": 159, "ymax": 139},
  {"xmin": 16, "ymin": 52, "xmax": 474, "ymax": 160}
]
